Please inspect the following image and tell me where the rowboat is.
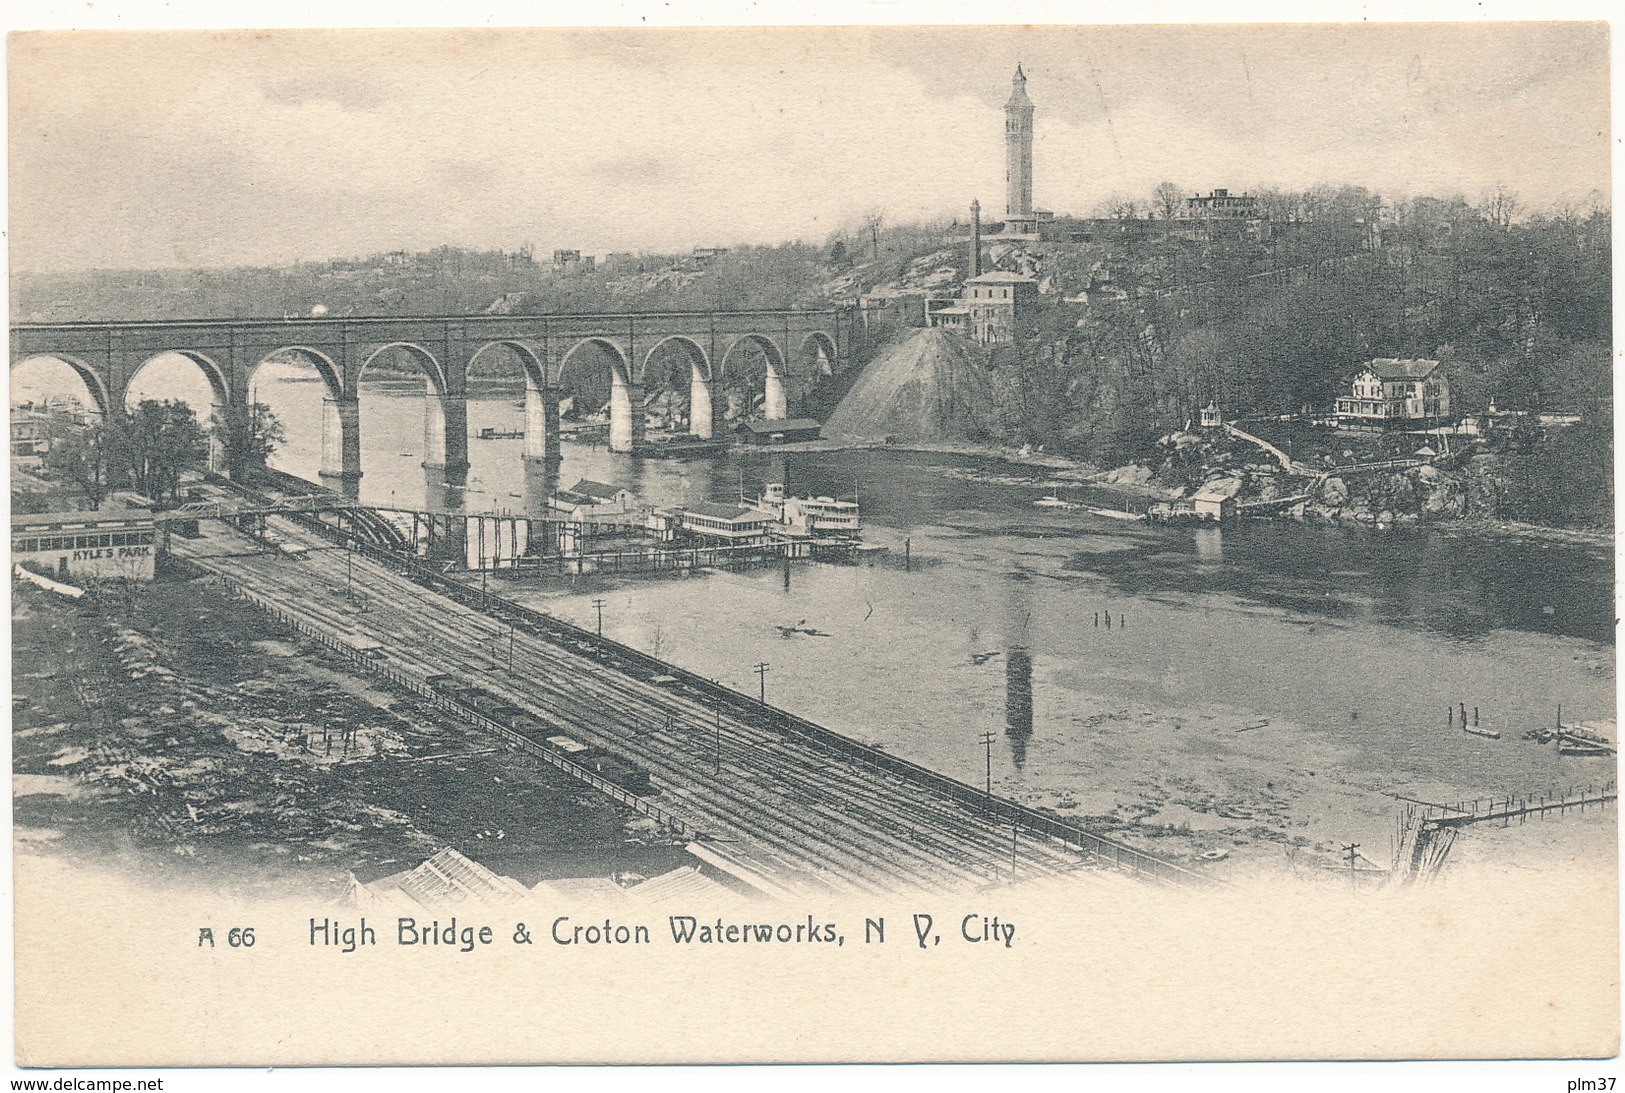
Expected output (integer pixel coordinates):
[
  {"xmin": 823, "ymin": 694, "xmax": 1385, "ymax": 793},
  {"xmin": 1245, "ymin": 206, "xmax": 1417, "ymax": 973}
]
[{"xmin": 1463, "ymin": 724, "xmax": 1501, "ymax": 739}]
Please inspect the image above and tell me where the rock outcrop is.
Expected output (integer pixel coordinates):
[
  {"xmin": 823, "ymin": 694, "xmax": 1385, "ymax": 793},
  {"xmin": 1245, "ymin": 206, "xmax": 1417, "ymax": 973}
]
[{"xmin": 823, "ymin": 329, "xmax": 994, "ymax": 443}]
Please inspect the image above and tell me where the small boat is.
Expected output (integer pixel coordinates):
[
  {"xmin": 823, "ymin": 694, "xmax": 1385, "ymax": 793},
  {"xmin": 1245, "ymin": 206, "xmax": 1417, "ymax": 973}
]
[
  {"xmin": 1559, "ymin": 740, "xmax": 1615, "ymax": 757},
  {"xmin": 1087, "ymin": 507, "xmax": 1144, "ymax": 521},
  {"xmin": 1558, "ymin": 722, "xmax": 1613, "ymax": 747},
  {"xmin": 476, "ymin": 427, "xmax": 524, "ymax": 440},
  {"xmin": 1033, "ymin": 494, "xmax": 1078, "ymax": 510},
  {"xmin": 1463, "ymin": 724, "xmax": 1501, "ymax": 739}
]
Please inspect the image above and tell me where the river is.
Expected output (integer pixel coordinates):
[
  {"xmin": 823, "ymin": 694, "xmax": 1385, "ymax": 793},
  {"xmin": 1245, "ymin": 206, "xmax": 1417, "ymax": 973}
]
[{"xmin": 257, "ymin": 371, "xmax": 1617, "ymax": 871}]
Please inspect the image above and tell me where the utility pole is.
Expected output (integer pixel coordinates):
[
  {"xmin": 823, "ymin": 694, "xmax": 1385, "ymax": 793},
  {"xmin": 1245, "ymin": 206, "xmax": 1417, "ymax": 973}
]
[
  {"xmin": 1010, "ymin": 819, "xmax": 1019, "ymax": 884},
  {"xmin": 713, "ymin": 683, "xmax": 722, "ymax": 775},
  {"xmin": 592, "ymin": 598, "xmax": 606, "ymax": 639},
  {"xmin": 978, "ymin": 731, "xmax": 996, "ymax": 800},
  {"xmin": 1342, "ymin": 842, "xmax": 1360, "ymax": 893},
  {"xmin": 754, "ymin": 662, "xmax": 770, "ymax": 705}
]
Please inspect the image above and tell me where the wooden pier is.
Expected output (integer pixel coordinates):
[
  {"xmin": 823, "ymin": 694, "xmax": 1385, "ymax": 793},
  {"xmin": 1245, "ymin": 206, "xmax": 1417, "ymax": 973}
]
[{"xmin": 1420, "ymin": 781, "xmax": 1616, "ymax": 829}]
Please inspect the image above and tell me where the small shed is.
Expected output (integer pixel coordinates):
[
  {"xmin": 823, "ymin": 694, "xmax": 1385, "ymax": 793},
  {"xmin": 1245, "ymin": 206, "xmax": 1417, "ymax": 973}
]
[{"xmin": 1191, "ymin": 485, "xmax": 1237, "ymax": 522}]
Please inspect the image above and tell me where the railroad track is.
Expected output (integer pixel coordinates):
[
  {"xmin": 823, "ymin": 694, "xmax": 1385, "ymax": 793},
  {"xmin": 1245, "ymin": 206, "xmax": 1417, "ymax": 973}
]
[{"xmin": 173, "ymin": 516, "xmax": 1132, "ymax": 894}]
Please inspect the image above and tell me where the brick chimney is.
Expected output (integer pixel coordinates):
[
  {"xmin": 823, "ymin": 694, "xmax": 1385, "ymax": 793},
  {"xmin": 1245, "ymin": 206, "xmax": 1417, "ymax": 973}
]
[{"xmin": 969, "ymin": 199, "xmax": 983, "ymax": 279}]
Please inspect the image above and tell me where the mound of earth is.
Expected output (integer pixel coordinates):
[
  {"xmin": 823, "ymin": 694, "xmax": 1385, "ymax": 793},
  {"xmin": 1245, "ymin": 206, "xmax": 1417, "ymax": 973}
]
[{"xmin": 823, "ymin": 329, "xmax": 993, "ymax": 443}]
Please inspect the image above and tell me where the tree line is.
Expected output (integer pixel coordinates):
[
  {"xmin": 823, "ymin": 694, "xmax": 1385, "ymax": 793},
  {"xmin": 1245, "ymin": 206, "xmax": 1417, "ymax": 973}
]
[
  {"xmin": 994, "ymin": 190, "xmax": 1610, "ymax": 457},
  {"xmin": 35, "ymin": 401, "xmax": 283, "ymax": 512}
]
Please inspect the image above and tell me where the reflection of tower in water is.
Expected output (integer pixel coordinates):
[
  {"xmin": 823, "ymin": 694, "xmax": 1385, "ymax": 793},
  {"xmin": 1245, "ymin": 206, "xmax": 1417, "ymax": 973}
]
[
  {"xmin": 521, "ymin": 457, "xmax": 561, "ymax": 523},
  {"xmin": 1002, "ymin": 572, "xmax": 1035, "ymax": 770},
  {"xmin": 1005, "ymin": 647, "xmax": 1033, "ymax": 769}
]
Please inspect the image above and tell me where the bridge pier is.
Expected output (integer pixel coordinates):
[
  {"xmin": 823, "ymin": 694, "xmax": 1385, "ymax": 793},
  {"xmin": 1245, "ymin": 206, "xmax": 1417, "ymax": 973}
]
[
  {"xmin": 319, "ymin": 396, "xmax": 362, "ymax": 499},
  {"xmin": 763, "ymin": 367, "xmax": 788, "ymax": 421},
  {"xmin": 523, "ymin": 387, "xmax": 562, "ymax": 461},
  {"xmin": 421, "ymin": 394, "xmax": 471, "ymax": 486},
  {"xmin": 609, "ymin": 376, "xmax": 645, "ymax": 454}
]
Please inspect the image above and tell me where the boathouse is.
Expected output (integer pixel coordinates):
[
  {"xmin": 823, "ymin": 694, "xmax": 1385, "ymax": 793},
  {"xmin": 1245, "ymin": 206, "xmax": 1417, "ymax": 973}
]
[{"xmin": 675, "ymin": 502, "xmax": 773, "ymax": 544}]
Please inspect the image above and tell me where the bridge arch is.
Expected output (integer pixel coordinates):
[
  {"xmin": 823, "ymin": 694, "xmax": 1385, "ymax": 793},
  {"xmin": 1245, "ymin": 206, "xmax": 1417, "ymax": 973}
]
[
  {"xmin": 799, "ymin": 331, "xmax": 838, "ymax": 372},
  {"xmin": 469, "ymin": 340, "xmax": 548, "ymax": 393},
  {"xmin": 247, "ymin": 346, "xmax": 343, "ymax": 401},
  {"xmin": 642, "ymin": 336, "xmax": 719, "ymax": 439},
  {"xmin": 10, "ymin": 353, "xmax": 112, "ymax": 417},
  {"xmin": 356, "ymin": 342, "xmax": 448, "ymax": 395},
  {"xmin": 125, "ymin": 350, "xmax": 231, "ymax": 412},
  {"xmin": 720, "ymin": 333, "xmax": 789, "ymax": 422},
  {"xmin": 468, "ymin": 340, "xmax": 555, "ymax": 461},
  {"xmin": 558, "ymin": 337, "xmax": 632, "ymax": 387},
  {"xmin": 245, "ymin": 348, "xmax": 344, "ymax": 484},
  {"xmin": 641, "ymin": 335, "xmax": 712, "ymax": 383},
  {"xmin": 123, "ymin": 351, "xmax": 232, "ymax": 472}
]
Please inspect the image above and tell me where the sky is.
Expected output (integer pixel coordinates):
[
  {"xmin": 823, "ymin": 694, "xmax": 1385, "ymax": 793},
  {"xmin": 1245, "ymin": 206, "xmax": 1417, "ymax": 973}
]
[{"xmin": 6, "ymin": 21, "xmax": 1612, "ymax": 273}]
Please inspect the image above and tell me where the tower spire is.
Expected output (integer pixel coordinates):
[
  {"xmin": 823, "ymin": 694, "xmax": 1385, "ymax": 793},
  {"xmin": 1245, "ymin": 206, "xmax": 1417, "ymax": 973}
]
[{"xmin": 1004, "ymin": 64, "xmax": 1035, "ymax": 219}]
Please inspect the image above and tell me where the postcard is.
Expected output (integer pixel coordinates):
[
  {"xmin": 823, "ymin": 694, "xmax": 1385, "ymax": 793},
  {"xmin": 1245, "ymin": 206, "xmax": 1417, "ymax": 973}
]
[{"xmin": 8, "ymin": 20, "xmax": 1617, "ymax": 1072}]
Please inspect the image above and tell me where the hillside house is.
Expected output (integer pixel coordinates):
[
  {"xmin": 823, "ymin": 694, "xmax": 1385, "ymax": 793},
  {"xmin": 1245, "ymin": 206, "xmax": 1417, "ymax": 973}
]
[
  {"xmin": 931, "ymin": 271, "xmax": 1039, "ymax": 345},
  {"xmin": 1185, "ymin": 188, "xmax": 1257, "ymax": 220},
  {"xmin": 1335, "ymin": 359, "xmax": 1452, "ymax": 425}
]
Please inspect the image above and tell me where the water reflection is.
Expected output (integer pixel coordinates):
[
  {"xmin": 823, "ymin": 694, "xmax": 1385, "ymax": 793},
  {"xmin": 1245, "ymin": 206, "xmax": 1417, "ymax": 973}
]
[
  {"xmin": 1003, "ymin": 571, "xmax": 1034, "ymax": 769},
  {"xmin": 270, "ymin": 387, "xmax": 1613, "ymax": 649},
  {"xmin": 522, "ymin": 458, "xmax": 561, "ymax": 523},
  {"xmin": 1004, "ymin": 648, "xmax": 1033, "ymax": 769},
  {"xmin": 1068, "ymin": 520, "xmax": 1613, "ymax": 646}
]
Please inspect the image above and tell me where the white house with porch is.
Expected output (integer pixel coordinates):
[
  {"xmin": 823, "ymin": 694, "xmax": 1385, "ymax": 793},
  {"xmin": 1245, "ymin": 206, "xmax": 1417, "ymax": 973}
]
[{"xmin": 1335, "ymin": 359, "xmax": 1451, "ymax": 425}]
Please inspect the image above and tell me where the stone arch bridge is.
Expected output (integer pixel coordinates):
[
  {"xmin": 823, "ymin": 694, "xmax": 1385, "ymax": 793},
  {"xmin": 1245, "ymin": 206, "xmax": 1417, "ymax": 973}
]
[{"xmin": 11, "ymin": 309, "xmax": 849, "ymax": 492}]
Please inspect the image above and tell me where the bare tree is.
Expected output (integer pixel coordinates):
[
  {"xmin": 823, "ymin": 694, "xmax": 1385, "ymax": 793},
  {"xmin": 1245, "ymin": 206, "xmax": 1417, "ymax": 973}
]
[
  {"xmin": 1152, "ymin": 181, "xmax": 1185, "ymax": 222},
  {"xmin": 861, "ymin": 208, "xmax": 886, "ymax": 260},
  {"xmin": 1481, "ymin": 185, "xmax": 1521, "ymax": 230}
]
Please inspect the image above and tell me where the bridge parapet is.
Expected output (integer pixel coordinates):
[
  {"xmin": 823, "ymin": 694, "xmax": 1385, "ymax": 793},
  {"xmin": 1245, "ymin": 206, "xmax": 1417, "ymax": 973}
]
[{"xmin": 13, "ymin": 307, "xmax": 851, "ymax": 467}]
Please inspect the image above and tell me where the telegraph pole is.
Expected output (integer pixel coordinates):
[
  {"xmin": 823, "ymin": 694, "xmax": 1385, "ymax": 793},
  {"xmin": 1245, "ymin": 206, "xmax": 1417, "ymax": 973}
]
[
  {"xmin": 592, "ymin": 598, "xmax": 607, "ymax": 639},
  {"xmin": 978, "ymin": 731, "xmax": 996, "ymax": 800},
  {"xmin": 1342, "ymin": 842, "xmax": 1360, "ymax": 892},
  {"xmin": 753, "ymin": 662, "xmax": 770, "ymax": 705},
  {"xmin": 713, "ymin": 682, "xmax": 722, "ymax": 774}
]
